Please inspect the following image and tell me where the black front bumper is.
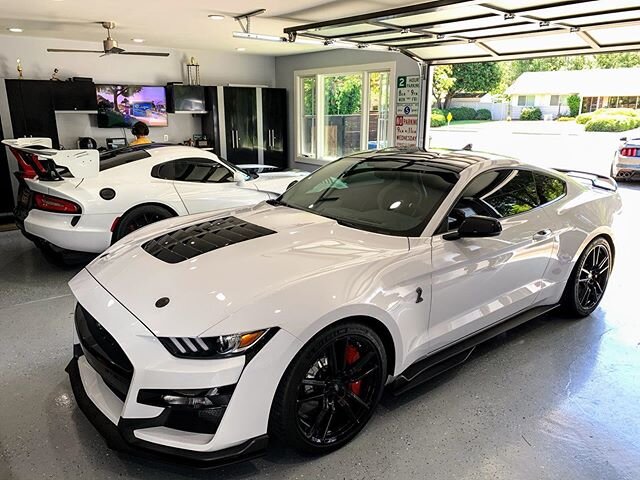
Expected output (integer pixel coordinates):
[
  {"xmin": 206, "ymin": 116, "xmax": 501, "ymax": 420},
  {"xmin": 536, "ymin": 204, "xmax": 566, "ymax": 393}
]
[{"xmin": 65, "ymin": 355, "xmax": 268, "ymax": 469}]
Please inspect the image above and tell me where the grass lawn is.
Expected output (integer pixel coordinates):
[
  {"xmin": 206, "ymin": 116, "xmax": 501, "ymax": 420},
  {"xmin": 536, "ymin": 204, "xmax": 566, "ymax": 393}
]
[{"xmin": 448, "ymin": 120, "xmax": 492, "ymax": 125}]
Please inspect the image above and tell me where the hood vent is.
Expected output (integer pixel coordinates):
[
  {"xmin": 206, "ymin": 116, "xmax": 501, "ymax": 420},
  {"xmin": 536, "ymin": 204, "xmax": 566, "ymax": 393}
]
[{"xmin": 142, "ymin": 216, "xmax": 276, "ymax": 264}]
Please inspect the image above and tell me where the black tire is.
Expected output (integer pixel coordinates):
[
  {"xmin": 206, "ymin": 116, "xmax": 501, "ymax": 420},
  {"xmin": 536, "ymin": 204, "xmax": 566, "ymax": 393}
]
[
  {"xmin": 269, "ymin": 322, "xmax": 387, "ymax": 455},
  {"xmin": 113, "ymin": 205, "xmax": 173, "ymax": 243},
  {"xmin": 561, "ymin": 237, "xmax": 612, "ymax": 318}
]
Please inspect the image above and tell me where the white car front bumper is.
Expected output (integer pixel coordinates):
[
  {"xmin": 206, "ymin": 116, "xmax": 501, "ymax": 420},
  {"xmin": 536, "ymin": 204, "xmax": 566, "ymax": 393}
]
[
  {"xmin": 67, "ymin": 269, "xmax": 303, "ymax": 466},
  {"xmin": 24, "ymin": 209, "xmax": 114, "ymax": 253}
]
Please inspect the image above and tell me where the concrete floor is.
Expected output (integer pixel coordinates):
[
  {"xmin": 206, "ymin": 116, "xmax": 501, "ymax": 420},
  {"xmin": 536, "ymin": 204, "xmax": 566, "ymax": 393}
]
[{"xmin": 1, "ymin": 186, "xmax": 639, "ymax": 480}]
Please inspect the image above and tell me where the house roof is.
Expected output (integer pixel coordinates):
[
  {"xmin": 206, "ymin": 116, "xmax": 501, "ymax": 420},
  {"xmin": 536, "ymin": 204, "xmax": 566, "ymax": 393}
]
[{"xmin": 506, "ymin": 68, "xmax": 640, "ymax": 97}]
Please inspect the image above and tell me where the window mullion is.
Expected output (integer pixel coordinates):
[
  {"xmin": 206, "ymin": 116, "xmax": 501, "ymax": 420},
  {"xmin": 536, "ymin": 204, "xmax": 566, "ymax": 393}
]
[
  {"xmin": 361, "ymin": 71, "xmax": 369, "ymax": 151},
  {"xmin": 317, "ymin": 74, "xmax": 325, "ymax": 160}
]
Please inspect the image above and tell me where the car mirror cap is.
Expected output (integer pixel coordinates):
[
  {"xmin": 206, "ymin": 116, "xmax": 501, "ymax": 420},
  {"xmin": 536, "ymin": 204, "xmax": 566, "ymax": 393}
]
[{"xmin": 444, "ymin": 215, "xmax": 502, "ymax": 241}]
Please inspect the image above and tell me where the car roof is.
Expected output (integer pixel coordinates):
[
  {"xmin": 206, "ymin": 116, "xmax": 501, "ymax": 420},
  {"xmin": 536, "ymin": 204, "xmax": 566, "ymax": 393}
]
[
  {"xmin": 346, "ymin": 147, "xmax": 515, "ymax": 173},
  {"xmin": 98, "ymin": 144, "xmax": 215, "ymax": 171}
]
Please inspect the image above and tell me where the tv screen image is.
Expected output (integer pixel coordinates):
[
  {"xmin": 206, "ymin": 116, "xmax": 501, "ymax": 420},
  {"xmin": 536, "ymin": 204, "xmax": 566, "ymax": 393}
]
[{"xmin": 96, "ymin": 85, "xmax": 168, "ymax": 128}]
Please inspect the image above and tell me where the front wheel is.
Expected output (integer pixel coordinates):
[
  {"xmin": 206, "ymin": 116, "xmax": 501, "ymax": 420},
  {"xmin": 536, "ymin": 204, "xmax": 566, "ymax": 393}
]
[
  {"xmin": 269, "ymin": 323, "xmax": 387, "ymax": 454},
  {"xmin": 561, "ymin": 237, "xmax": 612, "ymax": 317}
]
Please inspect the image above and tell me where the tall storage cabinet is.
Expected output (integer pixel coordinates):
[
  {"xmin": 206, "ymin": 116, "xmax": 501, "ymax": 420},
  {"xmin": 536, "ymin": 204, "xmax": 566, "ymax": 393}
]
[
  {"xmin": 217, "ymin": 86, "xmax": 288, "ymax": 169},
  {"xmin": 261, "ymin": 88, "xmax": 287, "ymax": 170}
]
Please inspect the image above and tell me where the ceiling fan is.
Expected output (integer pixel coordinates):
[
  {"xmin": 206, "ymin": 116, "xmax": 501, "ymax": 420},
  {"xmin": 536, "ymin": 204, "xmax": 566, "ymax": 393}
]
[{"xmin": 47, "ymin": 21, "xmax": 170, "ymax": 57}]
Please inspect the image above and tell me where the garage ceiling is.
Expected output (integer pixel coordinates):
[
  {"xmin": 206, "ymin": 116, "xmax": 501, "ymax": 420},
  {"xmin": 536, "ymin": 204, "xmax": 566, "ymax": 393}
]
[
  {"xmin": 0, "ymin": 0, "xmax": 434, "ymax": 55},
  {"xmin": 284, "ymin": 0, "xmax": 640, "ymax": 63}
]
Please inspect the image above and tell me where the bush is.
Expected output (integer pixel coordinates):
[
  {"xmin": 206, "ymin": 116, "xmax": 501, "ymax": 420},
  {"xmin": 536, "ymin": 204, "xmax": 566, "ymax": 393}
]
[
  {"xmin": 556, "ymin": 116, "xmax": 576, "ymax": 122},
  {"xmin": 584, "ymin": 115, "xmax": 640, "ymax": 132},
  {"xmin": 431, "ymin": 112, "xmax": 446, "ymax": 127},
  {"xmin": 448, "ymin": 107, "xmax": 477, "ymax": 121},
  {"xmin": 475, "ymin": 108, "xmax": 492, "ymax": 120},
  {"xmin": 593, "ymin": 108, "xmax": 639, "ymax": 117},
  {"xmin": 520, "ymin": 107, "xmax": 542, "ymax": 121},
  {"xmin": 576, "ymin": 113, "xmax": 593, "ymax": 124},
  {"xmin": 567, "ymin": 94, "xmax": 580, "ymax": 117}
]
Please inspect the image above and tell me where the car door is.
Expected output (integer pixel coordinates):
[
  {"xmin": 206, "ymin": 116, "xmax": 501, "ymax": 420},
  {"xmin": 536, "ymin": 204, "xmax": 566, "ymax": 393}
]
[
  {"xmin": 153, "ymin": 158, "xmax": 269, "ymax": 214},
  {"xmin": 427, "ymin": 169, "xmax": 557, "ymax": 353}
]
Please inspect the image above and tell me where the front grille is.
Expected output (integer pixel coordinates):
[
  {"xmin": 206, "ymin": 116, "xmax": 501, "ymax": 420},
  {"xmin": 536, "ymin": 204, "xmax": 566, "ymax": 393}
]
[
  {"xmin": 75, "ymin": 304, "xmax": 133, "ymax": 401},
  {"xmin": 142, "ymin": 216, "xmax": 276, "ymax": 264}
]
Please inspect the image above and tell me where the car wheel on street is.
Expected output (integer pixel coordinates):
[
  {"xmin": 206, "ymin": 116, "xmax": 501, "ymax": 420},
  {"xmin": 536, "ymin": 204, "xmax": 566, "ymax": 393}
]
[
  {"xmin": 113, "ymin": 205, "xmax": 174, "ymax": 242},
  {"xmin": 562, "ymin": 237, "xmax": 612, "ymax": 318},
  {"xmin": 270, "ymin": 322, "xmax": 387, "ymax": 454}
]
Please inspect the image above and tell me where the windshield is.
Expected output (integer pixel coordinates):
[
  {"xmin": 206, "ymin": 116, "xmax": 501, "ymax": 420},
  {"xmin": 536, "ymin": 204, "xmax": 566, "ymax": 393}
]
[{"xmin": 279, "ymin": 157, "xmax": 458, "ymax": 236}]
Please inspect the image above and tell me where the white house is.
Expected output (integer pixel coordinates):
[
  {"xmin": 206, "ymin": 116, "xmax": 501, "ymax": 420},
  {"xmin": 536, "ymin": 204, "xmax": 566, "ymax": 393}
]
[{"xmin": 505, "ymin": 68, "xmax": 640, "ymax": 119}]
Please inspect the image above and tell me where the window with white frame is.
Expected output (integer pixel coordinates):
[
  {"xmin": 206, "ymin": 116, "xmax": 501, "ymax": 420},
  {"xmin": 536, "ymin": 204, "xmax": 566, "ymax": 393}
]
[
  {"xmin": 296, "ymin": 64, "xmax": 393, "ymax": 162},
  {"xmin": 517, "ymin": 95, "xmax": 535, "ymax": 107}
]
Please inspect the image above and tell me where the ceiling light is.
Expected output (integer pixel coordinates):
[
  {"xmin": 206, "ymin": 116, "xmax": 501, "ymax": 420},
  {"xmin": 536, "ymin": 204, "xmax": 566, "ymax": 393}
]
[
  {"xmin": 8, "ymin": 27, "xmax": 23, "ymax": 33},
  {"xmin": 131, "ymin": 38, "xmax": 145, "ymax": 43},
  {"xmin": 236, "ymin": 47, "xmax": 246, "ymax": 51},
  {"xmin": 208, "ymin": 14, "xmax": 225, "ymax": 21}
]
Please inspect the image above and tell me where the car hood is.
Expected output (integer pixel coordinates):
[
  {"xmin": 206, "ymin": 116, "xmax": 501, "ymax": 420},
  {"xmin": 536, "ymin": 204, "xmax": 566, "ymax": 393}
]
[
  {"xmin": 83, "ymin": 203, "xmax": 407, "ymax": 337},
  {"xmin": 251, "ymin": 170, "xmax": 308, "ymax": 195}
]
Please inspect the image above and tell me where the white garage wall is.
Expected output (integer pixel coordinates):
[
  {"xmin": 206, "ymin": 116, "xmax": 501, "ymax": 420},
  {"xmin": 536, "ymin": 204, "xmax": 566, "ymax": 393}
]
[{"xmin": 275, "ymin": 49, "xmax": 421, "ymax": 170}]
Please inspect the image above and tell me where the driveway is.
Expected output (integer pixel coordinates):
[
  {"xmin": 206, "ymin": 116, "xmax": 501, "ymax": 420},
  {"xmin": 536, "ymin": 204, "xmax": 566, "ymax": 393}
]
[{"xmin": 430, "ymin": 120, "xmax": 640, "ymax": 176}]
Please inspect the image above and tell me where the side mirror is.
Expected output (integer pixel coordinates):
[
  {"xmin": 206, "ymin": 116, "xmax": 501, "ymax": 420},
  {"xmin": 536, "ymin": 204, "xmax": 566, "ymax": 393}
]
[
  {"xmin": 620, "ymin": 137, "xmax": 628, "ymax": 142},
  {"xmin": 233, "ymin": 170, "xmax": 246, "ymax": 185},
  {"xmin": 286, "ymin": 180, "xmax": 298, "ymax": 190},
  {"xmin": 443, "ymin": 215, "xmax": 502, "ymax": 241}
]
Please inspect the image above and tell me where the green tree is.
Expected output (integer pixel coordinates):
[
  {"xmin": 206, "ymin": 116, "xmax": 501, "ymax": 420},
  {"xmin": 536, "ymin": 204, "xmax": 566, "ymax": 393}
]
[
  {"xmin": 433, "ymin": 65, "xmax": 455, "ymax": 108},
  {"xmin": 438, "ymin": 62, "xmax": 501, "ymax": 108},
  {"xmin": 325, "ymin": 75, "xmax": 362, "ymax": 115}
]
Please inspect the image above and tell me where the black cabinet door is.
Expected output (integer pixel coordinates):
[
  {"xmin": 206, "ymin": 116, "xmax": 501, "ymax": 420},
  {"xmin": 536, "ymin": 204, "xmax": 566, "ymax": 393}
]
[
  {"xmin": 52, "ymin": 81, "xmax": 97, "ymax": 111},
  {"xmin": 223, "ymin": 87, "xmax": 258, "ymax": 164},
  {"xmin": 5, "ymin": 80, "xmax": 59, "ymax": 149},
  {"xmin": 262, "ymin": 88, "xmax": 287, "ymax": 170}
]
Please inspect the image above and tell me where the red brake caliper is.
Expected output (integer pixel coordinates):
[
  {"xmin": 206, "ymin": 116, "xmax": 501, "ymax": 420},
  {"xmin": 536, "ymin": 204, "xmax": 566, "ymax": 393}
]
[{"xmin": 344, "ymin": 343, "xmax": 362, "ymax": 396}]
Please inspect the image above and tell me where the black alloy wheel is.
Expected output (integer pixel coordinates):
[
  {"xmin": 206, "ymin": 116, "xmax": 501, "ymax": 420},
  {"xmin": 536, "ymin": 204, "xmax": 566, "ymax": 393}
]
[
  {"xmin": 563, "ymin": 238, "xmax": 612, "ymax": 317},
  {"xmin": 113, "ymin": 205, "xmax": 173, "ymax": 242},
  {"xmin": 270, "ymin": 323, "xmax": 387, "ymax": 454}
]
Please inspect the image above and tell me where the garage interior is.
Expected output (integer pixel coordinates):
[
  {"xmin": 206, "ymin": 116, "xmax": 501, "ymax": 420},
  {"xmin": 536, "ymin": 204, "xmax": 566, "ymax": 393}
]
[{"xmin": 1, "ymin": 1, "xmax": 640, "ymax": 479}]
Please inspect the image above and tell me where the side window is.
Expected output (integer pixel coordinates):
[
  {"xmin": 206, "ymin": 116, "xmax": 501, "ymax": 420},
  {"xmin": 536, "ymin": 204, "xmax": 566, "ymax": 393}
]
[
  {"xmin": 443, "ymin": 169, "xmax": 542, "ymax": 232},
  {"xmin": 534, "ymin": 173, "xmax": 566, "ymax": 205},
  {"xmin": 483, "ymin": 170, "xmax": 540, "ymax": 217},
  {"xmin": 152, "ymin": 159, "xmax": 233, "ymax": 183}
]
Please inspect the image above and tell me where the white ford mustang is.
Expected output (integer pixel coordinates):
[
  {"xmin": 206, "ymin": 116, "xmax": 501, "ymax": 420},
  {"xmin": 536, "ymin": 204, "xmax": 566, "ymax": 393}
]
[
  {"xmin": 3, "ymin": 138, "xmax": 306, "ymax": 260},
  {"xmin": 65, "ymin": 148, "xmax": 621, "ymax": 467}
]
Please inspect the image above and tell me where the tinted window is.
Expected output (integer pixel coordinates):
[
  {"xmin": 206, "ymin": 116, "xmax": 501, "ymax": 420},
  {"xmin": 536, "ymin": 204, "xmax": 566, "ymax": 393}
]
[
  {"xmin": 444, "ymin": 169, "xmax": 540, "ymax": 230},
  {"xmin": 534, "ymin": 173, "xmax": 566, "ymax": 204},
  {"xmin": 99, "ymin": 150, "xmax": 151, "ymax": 171},
  {"xmin": 481, "ymin": 170, "xmax": 539, "ymax": 217},
  {"xmin": 278, "ymin": 157, "xmax": 458, "ymax": 237},
  {"xmin": 153, "ymin": 159, "xmax": 233, "ymax": 183}
]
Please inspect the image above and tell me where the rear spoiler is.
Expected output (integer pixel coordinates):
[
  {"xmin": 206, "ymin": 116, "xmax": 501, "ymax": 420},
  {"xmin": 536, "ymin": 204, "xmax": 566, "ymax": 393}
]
[
  {"xmin": 2, "ymin": 138, "xmax": 99, "ymax": 180},
  {"xmin": 236, "ymin": 164, "xmax": 278, "ymax": 173},
  {"xmin": 554, "ymin": 168, "xmax": 617, "ymax": 192}
]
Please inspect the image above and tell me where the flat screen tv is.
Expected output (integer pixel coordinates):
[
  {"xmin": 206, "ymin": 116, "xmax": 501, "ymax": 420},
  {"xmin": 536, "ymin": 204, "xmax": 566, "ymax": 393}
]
[
  {"xmin": 96, "ymin": 85, "xmax": 168, "ymax": 128},
  {"xmin": 173, "ymin": 85, "xmax": 206, "ymax": 112}
]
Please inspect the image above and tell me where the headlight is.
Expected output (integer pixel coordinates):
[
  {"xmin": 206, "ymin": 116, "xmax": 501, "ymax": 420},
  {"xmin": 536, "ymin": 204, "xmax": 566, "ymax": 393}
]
[{"xmin": 158, "ymin": 329, "xmax": 275, "ymax": 359}]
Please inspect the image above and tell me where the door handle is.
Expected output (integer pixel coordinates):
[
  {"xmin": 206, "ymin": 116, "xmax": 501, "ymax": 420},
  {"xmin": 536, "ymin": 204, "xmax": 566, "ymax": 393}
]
[
  {"xmin": 236, "ymin": 130, "xmax": 240, "ymax": 148},
  {"xmin": 533, "ymin": 229, "xmax": 553, "ymax": 240}
]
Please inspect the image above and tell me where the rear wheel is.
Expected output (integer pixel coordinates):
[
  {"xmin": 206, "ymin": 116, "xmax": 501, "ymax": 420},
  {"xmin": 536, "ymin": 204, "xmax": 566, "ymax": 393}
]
[
  {"xmin": 269, "ymin": 323, "xmax": 387, "ymax": 454},
  {"xmin": 113, "ymin": 205, "xmax": 173, "ymax": 243},
  {"xmin": 561, "ymin": 238, "xmax": 612, "ymax": 317}
]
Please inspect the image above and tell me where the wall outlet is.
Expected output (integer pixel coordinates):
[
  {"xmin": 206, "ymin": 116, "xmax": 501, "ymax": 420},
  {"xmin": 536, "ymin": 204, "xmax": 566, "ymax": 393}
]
[{"xmin": 163, "ymin": 134, "xmax": 169, "ymax": 142}]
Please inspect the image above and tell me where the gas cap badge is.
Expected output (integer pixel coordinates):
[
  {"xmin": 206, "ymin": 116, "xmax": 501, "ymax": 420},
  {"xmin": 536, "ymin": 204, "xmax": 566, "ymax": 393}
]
[{"xmin": 155, "ymin": 297, "xmax": 170, "ymax": 308}]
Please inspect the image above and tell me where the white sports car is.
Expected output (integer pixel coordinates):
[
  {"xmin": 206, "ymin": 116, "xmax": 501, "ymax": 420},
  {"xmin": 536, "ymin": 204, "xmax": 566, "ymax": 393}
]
[
  {"xmin": 66, "ymin": 148, "xmax": 621, "ymax": 467},
  {"xmin": 3, "ymin": 138, "xmax": 306, "ymax": 260}
]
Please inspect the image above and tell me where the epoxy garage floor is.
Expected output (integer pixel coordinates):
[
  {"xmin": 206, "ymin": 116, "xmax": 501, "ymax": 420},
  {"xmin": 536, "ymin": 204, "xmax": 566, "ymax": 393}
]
[{"xmin": 1, "ymin": 185, "xmax": 639, "ymax": 480}]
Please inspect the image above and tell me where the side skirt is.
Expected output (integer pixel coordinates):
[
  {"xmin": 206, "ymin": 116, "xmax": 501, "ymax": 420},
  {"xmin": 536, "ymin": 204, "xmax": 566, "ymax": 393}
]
[{"xmin": 389, "ymin": 304, "xmax": 559, "ymax": 396}]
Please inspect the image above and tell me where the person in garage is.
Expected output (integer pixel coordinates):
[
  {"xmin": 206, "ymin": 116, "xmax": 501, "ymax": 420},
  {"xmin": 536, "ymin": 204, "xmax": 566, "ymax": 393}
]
[{"xmin": 129, "ymin": 121, "xmax": 152, "ymax": 146}]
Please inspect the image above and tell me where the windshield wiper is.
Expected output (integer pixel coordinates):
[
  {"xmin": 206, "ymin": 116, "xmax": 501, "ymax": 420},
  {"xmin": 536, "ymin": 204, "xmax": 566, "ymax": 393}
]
[{"xmin": 266, "ymin": 198, "xmax": 287, "ymax": 207}]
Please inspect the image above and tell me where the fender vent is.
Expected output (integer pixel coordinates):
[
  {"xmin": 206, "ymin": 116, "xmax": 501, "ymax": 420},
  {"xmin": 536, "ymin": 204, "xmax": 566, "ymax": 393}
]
[{"xmin": 142, "ymin": 216, "xmax": 275, "ymax": 263}]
